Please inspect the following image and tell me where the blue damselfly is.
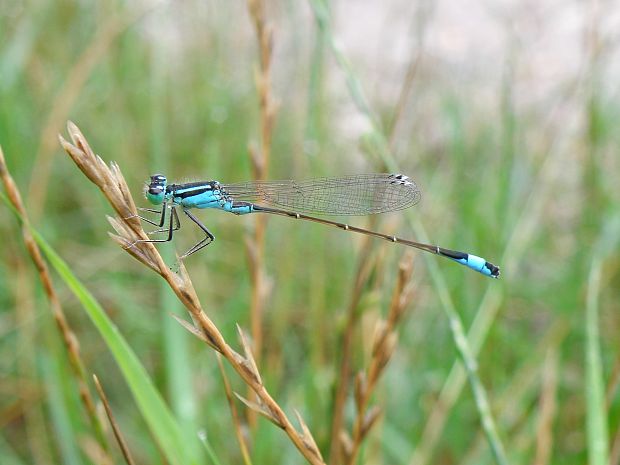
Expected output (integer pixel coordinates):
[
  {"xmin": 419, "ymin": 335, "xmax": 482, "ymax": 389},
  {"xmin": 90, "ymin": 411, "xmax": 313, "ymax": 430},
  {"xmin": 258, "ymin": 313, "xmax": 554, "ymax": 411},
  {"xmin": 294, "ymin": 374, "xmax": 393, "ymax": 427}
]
[{"xmin": 131, "ymin": 173, "xmax": 500, "ymax": 278}]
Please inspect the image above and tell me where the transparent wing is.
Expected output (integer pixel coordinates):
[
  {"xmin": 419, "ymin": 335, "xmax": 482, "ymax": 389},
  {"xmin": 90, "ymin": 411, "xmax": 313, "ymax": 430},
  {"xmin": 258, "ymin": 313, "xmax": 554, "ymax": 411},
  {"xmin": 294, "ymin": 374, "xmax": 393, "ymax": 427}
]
[{"xmin": 220, "ymin": 173, "xmax": 421, "ymax": 215}]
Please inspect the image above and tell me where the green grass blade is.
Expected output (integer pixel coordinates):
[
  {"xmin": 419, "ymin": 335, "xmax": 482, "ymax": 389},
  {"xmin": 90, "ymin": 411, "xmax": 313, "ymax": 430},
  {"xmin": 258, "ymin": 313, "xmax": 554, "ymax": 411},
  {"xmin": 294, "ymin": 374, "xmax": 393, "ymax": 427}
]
[
  {"xmin": 585, "ymin": 215, "xmax": 620, "ymax": 465},
  {"xmin": 0, "ymin": 190, "xmax": 203, "ymax": 465},
  {"xmin": 33, "ymin": 230, "xmax": 203, "ymax": 465},
  {"xmin": 40, "ymin": 353, "xmax": 83, "ymax": 465},
  {"xmin": 0, "ymin": 433, "xmax": 28, "ymax": 465},
  {"xmin": 585, "ymin": 257, "xmax": 608, "ymax": 465},
  {"xmin": 307, "ymin": 3, "xmax": 509, "ymax": 463},
  {"xmin": 198, "ymin": 430, "xmax": 225, "ymax": 465}
]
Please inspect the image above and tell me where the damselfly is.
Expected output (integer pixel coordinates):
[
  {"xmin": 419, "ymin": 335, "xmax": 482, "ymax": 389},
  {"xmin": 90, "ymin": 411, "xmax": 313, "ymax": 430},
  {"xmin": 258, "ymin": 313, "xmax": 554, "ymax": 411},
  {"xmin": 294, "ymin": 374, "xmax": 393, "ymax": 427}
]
[{"xmin": 131, "ymin": 173, "xmax": 500, "ymax": 278}]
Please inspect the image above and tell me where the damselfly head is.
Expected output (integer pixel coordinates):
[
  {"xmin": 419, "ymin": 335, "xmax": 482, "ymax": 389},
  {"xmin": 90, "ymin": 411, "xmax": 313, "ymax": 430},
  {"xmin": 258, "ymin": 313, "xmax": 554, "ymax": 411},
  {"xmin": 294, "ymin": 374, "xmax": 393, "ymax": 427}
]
[{"xmin": 145, "ymin": 173, "xmax": 167, "ymax": 205}]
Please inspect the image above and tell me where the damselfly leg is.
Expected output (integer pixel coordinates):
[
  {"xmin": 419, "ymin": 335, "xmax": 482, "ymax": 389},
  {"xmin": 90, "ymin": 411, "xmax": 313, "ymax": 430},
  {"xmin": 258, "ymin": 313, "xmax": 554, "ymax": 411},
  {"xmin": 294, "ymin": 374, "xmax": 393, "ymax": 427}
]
[
  {"xmin": 129, "ymin": 204, "xmax": 212, "ymax": 259},
  {"xmin": 135, "ymin": 204, "xmax": 167, "ymax": 228},
  {"xmin": 180, "ymin": 210, "xmax": 215, "ymax": 258},
  {"xmin": 145, "ymin": 207, "xmax": 181, "ymax": 236},
  {"xmin": 129, "ymin": 203, "xmax": 181, "ymax": 236},
  {"xmin": 128, "ymin": 205, "xmax": 180, "ymax": 250}
]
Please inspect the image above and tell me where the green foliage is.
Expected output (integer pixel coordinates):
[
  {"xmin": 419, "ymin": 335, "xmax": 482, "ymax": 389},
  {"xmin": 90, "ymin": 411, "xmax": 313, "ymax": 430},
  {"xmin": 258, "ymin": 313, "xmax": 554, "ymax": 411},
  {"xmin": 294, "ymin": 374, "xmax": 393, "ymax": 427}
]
[{"xmin": 1, "ymin": 1, "xmax": 620, "ymax": 464}]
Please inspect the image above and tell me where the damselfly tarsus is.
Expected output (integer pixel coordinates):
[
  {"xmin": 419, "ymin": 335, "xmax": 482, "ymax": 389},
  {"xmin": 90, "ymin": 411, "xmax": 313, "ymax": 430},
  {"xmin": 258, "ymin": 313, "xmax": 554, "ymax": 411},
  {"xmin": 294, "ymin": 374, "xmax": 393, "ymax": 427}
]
[{"xmin": 130, "ymin": 173, "xmax": 500, "ymax": 278}]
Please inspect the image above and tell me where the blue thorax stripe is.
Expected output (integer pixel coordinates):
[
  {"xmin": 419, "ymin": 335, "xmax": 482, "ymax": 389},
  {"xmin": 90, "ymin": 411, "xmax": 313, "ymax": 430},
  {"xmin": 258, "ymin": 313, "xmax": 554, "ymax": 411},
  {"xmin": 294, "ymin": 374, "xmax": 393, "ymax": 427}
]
[{"xmin": 170, "ymin": 182, "xmax": 215, "ymax": 199}]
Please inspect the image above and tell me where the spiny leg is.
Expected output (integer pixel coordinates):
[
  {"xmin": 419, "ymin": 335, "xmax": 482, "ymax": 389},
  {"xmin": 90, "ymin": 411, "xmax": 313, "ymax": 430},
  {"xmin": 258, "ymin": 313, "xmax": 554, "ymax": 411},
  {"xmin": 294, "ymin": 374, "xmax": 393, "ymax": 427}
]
[
  {"xmin": 146, "ymin": 207, "xmax": 181, "ymax": 235},
  {"xmin": 180, "ymin": 209, "xmax": 215, "ymax": 259},
  {"xmin": 126, "ymin": 203, "xmax": 168, "ymax": 228},
  {"xmin": 127, "ymin": 205, "xmax": 178, "ymax": 250},
  {"xmin": 138, "ymin": 207, "xmax": 162, "ymax": 215}
]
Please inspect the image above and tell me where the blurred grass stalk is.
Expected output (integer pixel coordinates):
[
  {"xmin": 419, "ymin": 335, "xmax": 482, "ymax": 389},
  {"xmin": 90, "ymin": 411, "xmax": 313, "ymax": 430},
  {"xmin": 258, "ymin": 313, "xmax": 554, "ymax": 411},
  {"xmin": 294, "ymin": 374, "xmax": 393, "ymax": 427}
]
[
  {"xmin": 24, "ymin": 6, "xmax": 148, "ymax": 222},
  {"xmin": 584, "ymin": 6, "xmax": 615, "ymax": 464},
  {"xmin": 585, "ymin": 216, "xmax": 620, "ymax": 465},
  {"xmin": 93, "ymin": 375, "xmax": 137, "ymax": 465},
  {"xmin": 216, "ymin": 353, "xmax": 253, "ymax": 465},
  {"xmin": 245, "ymin": 0, "xmax": 277, "ymax": 430},
  {"xmin": 328, "ymin": 238, "xmax": 377, "ymax": 464},
  {"xmin": 0, "ymin": 146, "xmax": 111, "ymax": 461},
  {"xmin": 461, "ymin": 322, "xmax": 568, "ymax": 465},
  {"xmin": 2, "ymin": 145, "xmax": 201, "ymax": 465},
  {"xmin": 344, "ymin": 255, "xmax": 416, "ymax": 465},
  {"xmin": 308, "ymin": 1, "xmax": 508, "ymax": 464}
]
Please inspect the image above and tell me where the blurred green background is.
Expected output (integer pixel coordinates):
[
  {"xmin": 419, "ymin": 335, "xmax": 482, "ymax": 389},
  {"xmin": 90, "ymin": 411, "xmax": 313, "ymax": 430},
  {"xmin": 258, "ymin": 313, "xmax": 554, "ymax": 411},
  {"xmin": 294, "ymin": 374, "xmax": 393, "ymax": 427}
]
[{"xmin": 1, "ymin": 1, "xmax": 620, "ymax": 464}]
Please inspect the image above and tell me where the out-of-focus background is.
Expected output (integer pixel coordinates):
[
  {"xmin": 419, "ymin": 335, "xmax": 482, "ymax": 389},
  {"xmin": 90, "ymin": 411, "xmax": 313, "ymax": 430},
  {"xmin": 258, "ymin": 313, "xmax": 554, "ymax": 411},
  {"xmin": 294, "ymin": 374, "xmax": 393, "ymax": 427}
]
[{"xmin": 1, "ymin": 1, "xmax": 620, "ymax": 464}]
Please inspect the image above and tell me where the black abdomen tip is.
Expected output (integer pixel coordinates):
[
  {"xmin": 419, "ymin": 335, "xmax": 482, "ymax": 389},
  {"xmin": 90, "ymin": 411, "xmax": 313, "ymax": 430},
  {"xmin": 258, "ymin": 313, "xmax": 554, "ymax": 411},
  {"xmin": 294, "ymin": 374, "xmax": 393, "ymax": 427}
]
[{"xmin": 486, "ymin": 262, "xmax": 501, "ymax": 278}]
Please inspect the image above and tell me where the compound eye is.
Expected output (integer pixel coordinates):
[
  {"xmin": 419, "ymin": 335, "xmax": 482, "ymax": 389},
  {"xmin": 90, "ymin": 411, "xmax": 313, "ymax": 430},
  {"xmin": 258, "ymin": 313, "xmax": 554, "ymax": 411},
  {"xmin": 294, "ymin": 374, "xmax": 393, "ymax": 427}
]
[{"xmin": 148, "ymin": 186, "xmax": 163, "ymax": 195}]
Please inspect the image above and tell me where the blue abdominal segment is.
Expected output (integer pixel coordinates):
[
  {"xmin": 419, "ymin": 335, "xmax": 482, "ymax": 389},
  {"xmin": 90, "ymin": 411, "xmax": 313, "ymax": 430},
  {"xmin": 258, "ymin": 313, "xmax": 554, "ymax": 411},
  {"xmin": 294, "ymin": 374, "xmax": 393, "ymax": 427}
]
[
  {"xmin": 222, "ymin": 201, "xmax": 253, "ymax": 214},
  {"xmin": 439, "ymin": 249, "xmax": 500, "ymax": 278}
]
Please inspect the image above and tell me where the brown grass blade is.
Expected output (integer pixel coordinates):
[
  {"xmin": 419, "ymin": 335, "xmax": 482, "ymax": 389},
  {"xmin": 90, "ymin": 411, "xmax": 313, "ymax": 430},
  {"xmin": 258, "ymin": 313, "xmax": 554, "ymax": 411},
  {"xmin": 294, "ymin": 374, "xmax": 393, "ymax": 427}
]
[
  {"xmin": 216, "ymin": 354, "xmax": 253, "ymax": 465},
  {"xmin": 0, "ymin": 145, "xmax": 111, "ymax": 457},
  {"xmin": 93, "ymin": 375, "xmax": 137, "ymax": 465},
  {"xmin": 345, "ymin": 254, "xmax": 415, "ymax": 465},
  {"xmin": 244, "ymin": 0, "xmax": 278, "ymax": 428}
]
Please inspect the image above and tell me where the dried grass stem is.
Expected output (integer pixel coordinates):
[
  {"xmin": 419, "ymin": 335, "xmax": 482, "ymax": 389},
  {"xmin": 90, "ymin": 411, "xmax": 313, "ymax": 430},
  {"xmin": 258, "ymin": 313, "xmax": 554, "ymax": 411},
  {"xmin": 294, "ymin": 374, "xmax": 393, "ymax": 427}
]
[
  {"xmin": 59, "ymin": 123, "xmax": 324, "ymax": 465},
  {"xmin": 245, "ymin": 0, "xmax": 278, "ymax": 428},
  {"xmin": 0, "ymin": 145, "xmax": 110, "ymax": 457},
  {"xmin": 345, "ymin": 256, "xmax": 414, "ymax": 465}
]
